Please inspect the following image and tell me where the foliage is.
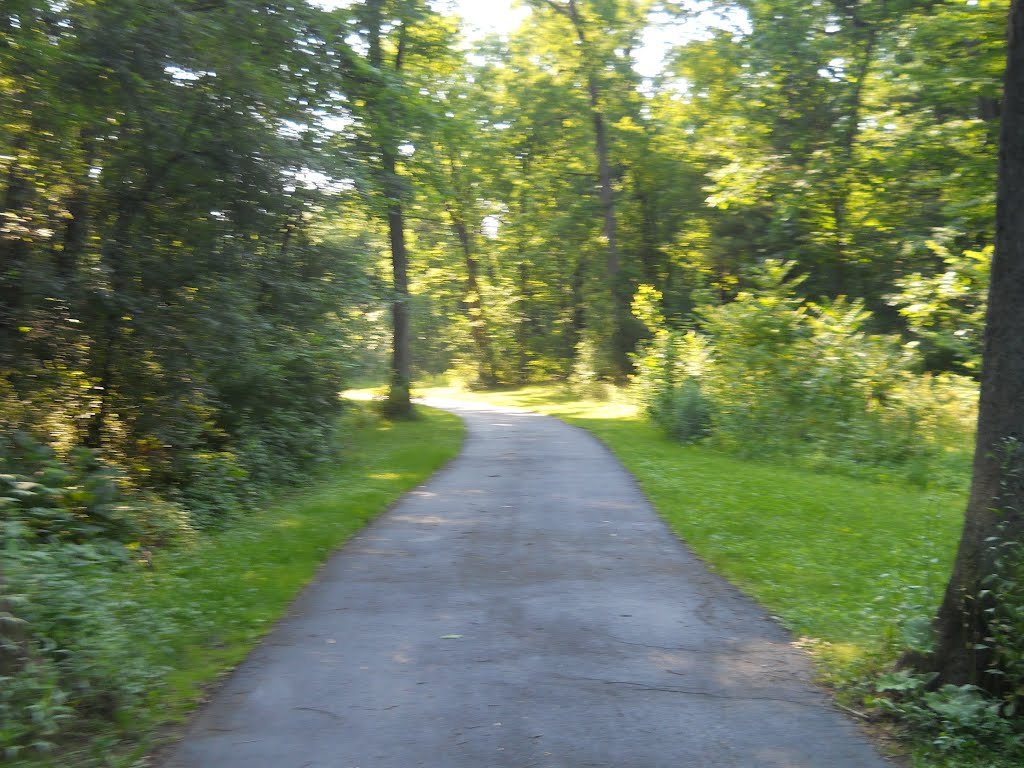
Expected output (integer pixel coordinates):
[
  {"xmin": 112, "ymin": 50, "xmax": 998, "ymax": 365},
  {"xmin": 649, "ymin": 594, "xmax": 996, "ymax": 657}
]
[
  {"xmin": 631, "ymin": 286, "xmax": 713, "ymax": 442},
  {"xmin": 889, "ymin": 240, "xmax": 991, "ymax": 376},
  {"xmin": 0, "ymin": 434, "xmax": 191, "ymax": 758},
  {"xmin": 0, "ymin": 405, "xmax": 463, "ymax": 766},
  {"xmin": 1, "ymin": 544, "xmax": 173, "ymax": 759},
  {"xmin": 0, "ymin": 0, "xmax": 358, "ymax": 526},
  {"xmin": 1, "ymin": 0, "xmax": 1017, "ymax": 762},
  {"xmin": 393, "ymin": 0, "xmax": 1006, "ymax": 392},
  {"xmin": 871, "ymin": 671, "xmax": 1024, "ymax": 761},
  {"xmin": 1, "ymin": 434, "xmax": 193, "ymax": 549},
  {"xmin": 983, "ymin": 532, "xmax": 1024, "ymax": 713},
  {"xmin": 632, "ymin": 264, "xmax": 977, "ymax": 486}
]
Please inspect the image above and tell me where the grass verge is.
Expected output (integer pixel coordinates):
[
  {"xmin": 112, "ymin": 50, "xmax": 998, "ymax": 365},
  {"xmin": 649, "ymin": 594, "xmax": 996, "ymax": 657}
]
[
  {"xmin": 10, "ymin": 402, "xmax": 463, "ymax": 768},
  {"xmin": 419, "ymin": 384, "xmax": 969, "ymax": 762}
]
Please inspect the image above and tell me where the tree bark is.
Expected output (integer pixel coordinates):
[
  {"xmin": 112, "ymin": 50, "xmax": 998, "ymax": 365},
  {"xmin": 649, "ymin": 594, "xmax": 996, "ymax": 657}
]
[
  {"xmin": 924, "ymin": 0, "xmax": 1024, "ymax": 693},
  {"xmin": 383, "ymin": 148, "xmax": 413, "ymax": 417},
  {"xmin": 56, "ymin": 130, "xmax": 99, "ymax": 286},
  {"xmin": 517, "ymin": 259, "xmax": 531, "ymax": 383},
  {"xmin": 366, "ymin": 0, "xmax": 413, "ymax": 417},
  {"xmin": 829, "ymin": 23, "xmax": 877, "ymax": 298},
  {"xmin": 0, "ymin": 137, "xmax": 33, "ymax": 367}
]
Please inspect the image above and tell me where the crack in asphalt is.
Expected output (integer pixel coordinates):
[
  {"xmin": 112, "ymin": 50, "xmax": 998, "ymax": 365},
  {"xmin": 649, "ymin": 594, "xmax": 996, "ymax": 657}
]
[{"xmin": 553, "ymin": 673, "xmax": 831, "ymax": 711}]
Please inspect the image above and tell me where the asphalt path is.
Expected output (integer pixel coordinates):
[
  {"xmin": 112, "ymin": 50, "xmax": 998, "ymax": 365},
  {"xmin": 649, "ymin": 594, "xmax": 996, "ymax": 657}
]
[{"xmin": 162, "ymin": 400, "xmax": 891, "ymax": 768}]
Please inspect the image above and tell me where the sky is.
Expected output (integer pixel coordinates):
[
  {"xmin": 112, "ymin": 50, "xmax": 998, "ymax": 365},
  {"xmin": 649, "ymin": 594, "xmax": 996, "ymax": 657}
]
[
  {"xmin": 445, "ymin": 0, "xmax": 532, "ymax": 36},
  {"xmin": 443, "ymin": 0, "xmax": 674, "ymax": 80}
]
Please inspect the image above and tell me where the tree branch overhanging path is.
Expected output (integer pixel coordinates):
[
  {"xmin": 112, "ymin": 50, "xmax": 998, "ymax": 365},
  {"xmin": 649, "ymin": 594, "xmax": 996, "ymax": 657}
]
[{"xmin": 162, "ymin": 401, "xmax": 890, "ymax": 768}]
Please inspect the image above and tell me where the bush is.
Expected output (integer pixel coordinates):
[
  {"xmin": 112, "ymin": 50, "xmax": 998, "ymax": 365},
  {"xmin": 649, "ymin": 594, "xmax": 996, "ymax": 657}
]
[
  {"xmin": 570, "ymin": 337, "xmax": 618, "ymax": 400},
  {"xmin": 630, "ymin": 263, "xmax": 977, "ymax": 486},
  {"xmin": 1, "ymin": 543, "xmax": 175, "ymax": 759},
  {"xmin": 872, "ymin": 671, "xmax": 1023, "ymax": 760},
  {"xmin": 1, "ymin": 435, "xmax": 194, "ymax": 549},
  {"xmin": 632, "ymin": 296, "xmax": 714, "ymax": 443},
  {"xmin": 658, "ymin": 379, "xmax": 713, "ymax": 443},
  {"xmin": 0, "ymin": 436, "xmax": 194, "ymax": 758}
]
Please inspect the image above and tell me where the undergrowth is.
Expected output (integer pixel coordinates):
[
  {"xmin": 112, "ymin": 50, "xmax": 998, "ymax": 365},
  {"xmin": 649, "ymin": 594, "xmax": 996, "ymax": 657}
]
[
  {"xmin": 1, "ymin": 404, "xmax": 463, "ymax": 767},
  {"xmin": 630, "ymin": 267, "xmax": 977, "ymax": 491}
]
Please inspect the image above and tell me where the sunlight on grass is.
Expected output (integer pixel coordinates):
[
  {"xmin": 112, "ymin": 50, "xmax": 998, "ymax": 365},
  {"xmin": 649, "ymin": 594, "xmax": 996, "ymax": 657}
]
[{"xmin": 418, "ymin": 384, "xmax": 641, "ymax": 420}]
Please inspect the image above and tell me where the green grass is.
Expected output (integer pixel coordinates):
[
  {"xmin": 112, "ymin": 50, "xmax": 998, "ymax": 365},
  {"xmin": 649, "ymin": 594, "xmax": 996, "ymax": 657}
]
[
  {"xmin": 418, "ymin": 384, "xmax": 966, "ymax": 683},
  {"xmin": 13, "ymin": 403, "xmax": 463, "ymax": 768}
]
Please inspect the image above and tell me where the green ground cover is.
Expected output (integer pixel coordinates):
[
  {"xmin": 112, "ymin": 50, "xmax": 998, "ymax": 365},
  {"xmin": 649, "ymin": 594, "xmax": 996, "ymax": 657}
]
[{"xmin": 8, "ymin": 404, "xmax": 463, "ymax": 768}]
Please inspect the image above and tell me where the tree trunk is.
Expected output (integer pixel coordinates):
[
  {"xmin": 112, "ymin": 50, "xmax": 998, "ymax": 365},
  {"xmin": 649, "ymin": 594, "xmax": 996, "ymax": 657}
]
[
  {"xmin": 570, "ymin": 255, "xmax": 586, "ymax": 352},
  {"xmin": 0, "ymin": 137, "xmax": 33, "ymax": 367},
  {"xmin": 366, "ymin": 0, "xmax": 413, "ymax": 417},
  {"xmin": 923, "ymin": 0, "xmax": 1024, "ymax": 693},
  {"xmin": 384, "ymin": 148, "xmax": 413, "ymax": 418},
  {"xmin": 517, "ymin": 259, "xmax": 531, "ymax": 384},
  {"xmin": 84, "ymin": 201, "xmax": 135, "ymax": 448},
  {"xmin": 829, "ymin": 23, "xmax": 876, "ymax": 298}
]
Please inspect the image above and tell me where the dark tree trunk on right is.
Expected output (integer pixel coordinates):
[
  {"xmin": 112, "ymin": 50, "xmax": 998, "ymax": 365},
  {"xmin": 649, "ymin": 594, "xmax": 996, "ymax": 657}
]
[{"xmin": 922, "ymin": 0, "xmax": 1024, "ymax": 693}]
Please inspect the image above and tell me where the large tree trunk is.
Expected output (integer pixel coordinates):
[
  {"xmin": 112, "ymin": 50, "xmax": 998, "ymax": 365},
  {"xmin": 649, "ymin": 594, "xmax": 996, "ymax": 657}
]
[
  {"xmin": 924, "ymin": 0, "xmax": 1024, "ymax": 693},
  {"xmin": 366, "ymin": 0, "xmax": 413, "ymax": 418},
  {"xmin": 383, "ymin": 149, "xmax": 413, "ymax": 418}
]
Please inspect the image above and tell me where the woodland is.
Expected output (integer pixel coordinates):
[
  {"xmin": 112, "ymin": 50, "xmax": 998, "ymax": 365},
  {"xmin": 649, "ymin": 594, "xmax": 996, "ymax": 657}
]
[{"xmin": 1, "ymin": 0, "xmax": 1022, "ymax": 765}]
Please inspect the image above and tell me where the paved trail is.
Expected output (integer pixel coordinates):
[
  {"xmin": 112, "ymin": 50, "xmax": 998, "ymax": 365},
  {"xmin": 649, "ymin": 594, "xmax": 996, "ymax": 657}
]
[{"xmin": 163, "ymin": 401, "xmax": 890, "ymax": 768}]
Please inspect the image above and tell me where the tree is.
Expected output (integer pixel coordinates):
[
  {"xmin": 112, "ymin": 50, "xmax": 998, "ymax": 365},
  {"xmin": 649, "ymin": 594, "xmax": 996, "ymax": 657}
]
[
  {"xmin": 355, "ymin": 0, "xmax": 416, "ymax": 416},
  {"xmin": 922, "ymin": 0, "xmax": 1024, "ymax": 695},
  {"xmin": 342, "ymin": 0, "xmax": 453, "ymax": 415},
  {"xmin": 0, "ymin": 0, "xmax": 358, "ymax": 514},
  {"xmin": 527, "ymin": 0, "xmax": 651, "ymax": 378}
]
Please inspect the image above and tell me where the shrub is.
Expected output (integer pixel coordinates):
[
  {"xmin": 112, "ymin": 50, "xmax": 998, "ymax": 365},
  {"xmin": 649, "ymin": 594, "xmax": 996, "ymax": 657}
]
[
  {"xmin": 0, "ymin": 436, "xmax": 193, "ymax": 758},
  {"xmin": 632, "ymin": 293, "xmax": 714, "ymax": 443},
  {"xmin": 0, "ymin": 435, "xmax": 193, "ymax": 549},
  {"xmin": 570, "ymin": 337, "xmax": 617, "ymax": 400},
  {"xmin": 1, "ymin": 543, "xmax": 175, "ymax": 758},
  {"xmin": 658, "ymin": 379, "xmax": 713, "ymax": 443},
  {"xmin": 630, "ymin": 263, "xmax": 977, "ymax": 486}
]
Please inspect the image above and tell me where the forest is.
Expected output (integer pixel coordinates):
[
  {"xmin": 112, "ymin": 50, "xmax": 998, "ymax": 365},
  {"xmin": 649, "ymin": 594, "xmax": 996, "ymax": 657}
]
[{"xmin": 1, "ymin": 0, "xmax": 1019, "ymax": 765}]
